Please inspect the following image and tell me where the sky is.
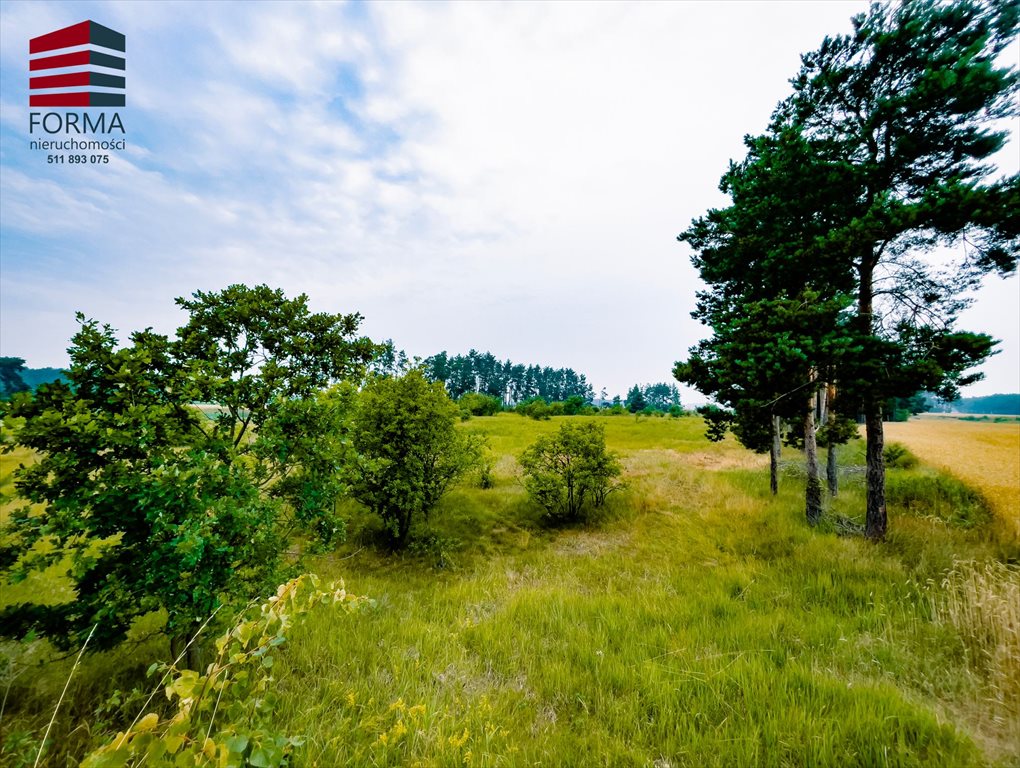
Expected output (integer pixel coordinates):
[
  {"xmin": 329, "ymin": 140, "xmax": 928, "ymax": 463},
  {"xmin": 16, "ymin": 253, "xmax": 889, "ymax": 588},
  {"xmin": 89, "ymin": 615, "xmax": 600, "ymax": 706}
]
[{"xmin": 1, "ymin": 0, "xmax": 1017, "ymax": 403}]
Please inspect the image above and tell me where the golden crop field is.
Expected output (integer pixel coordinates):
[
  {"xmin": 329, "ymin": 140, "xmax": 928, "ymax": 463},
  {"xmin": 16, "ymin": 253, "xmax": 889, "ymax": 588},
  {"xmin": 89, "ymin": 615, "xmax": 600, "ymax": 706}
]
[{"xmin": 884, "ymin": 417, "xmax": 1020, "ymax": 539}]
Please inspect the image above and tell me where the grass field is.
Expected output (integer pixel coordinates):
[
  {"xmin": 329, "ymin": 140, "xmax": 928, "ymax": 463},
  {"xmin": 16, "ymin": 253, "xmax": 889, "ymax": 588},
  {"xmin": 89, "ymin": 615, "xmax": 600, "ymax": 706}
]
[{"xmin": 2, "ymin": 414, "xmax": 1018, "ymax": 767}]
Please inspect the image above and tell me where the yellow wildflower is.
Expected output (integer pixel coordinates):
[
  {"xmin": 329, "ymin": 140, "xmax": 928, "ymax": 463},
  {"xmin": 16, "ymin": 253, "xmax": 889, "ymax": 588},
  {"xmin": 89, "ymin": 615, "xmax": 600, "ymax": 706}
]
[{"xmin": 448, "ymin": 728, "xmax": 470, "ymax": 748}]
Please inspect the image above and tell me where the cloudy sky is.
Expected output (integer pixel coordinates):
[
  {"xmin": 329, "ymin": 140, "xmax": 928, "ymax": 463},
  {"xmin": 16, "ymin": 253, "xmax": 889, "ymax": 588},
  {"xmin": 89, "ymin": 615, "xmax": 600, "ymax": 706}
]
[{"xmin": 1, "ymin": 0, "xmax": 1017, "ymax": 401}]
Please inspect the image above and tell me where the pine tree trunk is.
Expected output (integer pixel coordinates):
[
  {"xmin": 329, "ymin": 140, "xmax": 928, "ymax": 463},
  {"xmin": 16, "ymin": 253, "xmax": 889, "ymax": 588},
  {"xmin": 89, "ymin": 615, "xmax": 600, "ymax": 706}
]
[
  {"xmin": 865, "ymin": 402, "xmax": 887, "ymax": 539},
  {"xmin": 804, "ymin": 394, "xmax": 822, "ymax": 525},
  {"xmin": 859, "ymin": 258, "xmax": 887, "ymax": 540},
  {"xmin": 823, "ymin": 384, "xmax": 838, "ymax": 497},
  {"xmin": 770, "ymin": 414, "xmax": 781, "ymax": 495},
  {"xmin": 826, "ymin": 441, "xmax": 838, "ymax": 497}
]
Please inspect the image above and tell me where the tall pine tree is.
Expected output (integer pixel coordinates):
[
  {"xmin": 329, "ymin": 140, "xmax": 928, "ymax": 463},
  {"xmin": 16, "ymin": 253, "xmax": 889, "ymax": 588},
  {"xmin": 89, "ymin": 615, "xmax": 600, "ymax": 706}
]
[{"xmin": 680, "ymin": 0, "xmax": 1017, "ymax": 537}]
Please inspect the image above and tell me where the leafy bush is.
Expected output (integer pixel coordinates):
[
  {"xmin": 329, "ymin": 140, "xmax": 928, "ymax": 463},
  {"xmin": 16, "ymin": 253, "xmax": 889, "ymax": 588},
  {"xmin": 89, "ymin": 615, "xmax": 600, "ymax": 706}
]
[
  {"xmin": 0, "ymin": 288, "xmax": 373, "ymax": 654},
  {"xmin": 519, "ymin": 422, "xmax": 622, "ymax": 524},
  {"xmin": 478, "ymin": 458, "xmax": 495, "ymax": 489},
  {"xmin": 458, "ymin": 392, "xmax": 501, "ymax": 417},
  {"xmin": 516, "ymin": 397, "xmax": 551, "ymax": 420},
  {"xmin": 407, "ymin": 531, "xmax": 462, "ymax": 570},
  {"xmin": 350, "ymin": 370, "xmax": 483, "ymax": 548},
  {"xmin": 562, "ymin": 395, "xmax": 588, "ymax": 415}
]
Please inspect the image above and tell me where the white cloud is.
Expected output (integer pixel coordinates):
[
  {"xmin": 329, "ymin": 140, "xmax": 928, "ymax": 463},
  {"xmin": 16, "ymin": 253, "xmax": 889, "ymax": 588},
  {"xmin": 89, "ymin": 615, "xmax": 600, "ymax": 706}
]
[{"xmin": 2, "ymin": 0, "xmax": 1016, "ymax": 400}]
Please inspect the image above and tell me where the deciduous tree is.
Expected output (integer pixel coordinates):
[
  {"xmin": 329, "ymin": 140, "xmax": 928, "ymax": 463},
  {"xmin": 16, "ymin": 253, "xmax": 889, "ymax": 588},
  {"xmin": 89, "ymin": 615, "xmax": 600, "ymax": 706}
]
[
  {"xmin": 349, "ymin": 369, "xmax": 483, "ymax": 548},
  {"xmin": 519, "ymin": 422, "xmax": 622, "ymax": 523},
  {"xmin": 0, "ymin": 286, "xmax": 375, "ymax": 654}
]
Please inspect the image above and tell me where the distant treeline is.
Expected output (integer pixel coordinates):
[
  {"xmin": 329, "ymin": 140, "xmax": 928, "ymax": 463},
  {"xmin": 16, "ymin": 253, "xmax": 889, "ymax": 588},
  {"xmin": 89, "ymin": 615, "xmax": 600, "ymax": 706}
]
[
  {"xmin": 423, "ymin": 350, "xmax": 594, "ymax": 406},
  {"xmin": 934, "ymin": 393, "xmax": 1020, "ymax": 415},
  {"xmin": 625, "ymin": 383, "xmax": 683, "ymax": 414},
  {"xmin": 0, "ymin": 358, "xmax": 68, "ymax": 399},
  {"xmin": 21, "ymin": 367, "xmax": 68, "ymax": 389}
]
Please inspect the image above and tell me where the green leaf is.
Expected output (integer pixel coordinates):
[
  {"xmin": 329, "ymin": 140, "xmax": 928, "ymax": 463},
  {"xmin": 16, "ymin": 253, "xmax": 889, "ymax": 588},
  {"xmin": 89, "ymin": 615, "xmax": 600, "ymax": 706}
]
[
  {"xmin": 248, "ymin": 748, "xmax": 272, "ymax": 768},
  {"xmin": 86, "ymin": 749, "xmax": 130, "ymax": 768},
  {"xmin": 146, "ymin": 737, "xmax": 168, "ymax": 763}
]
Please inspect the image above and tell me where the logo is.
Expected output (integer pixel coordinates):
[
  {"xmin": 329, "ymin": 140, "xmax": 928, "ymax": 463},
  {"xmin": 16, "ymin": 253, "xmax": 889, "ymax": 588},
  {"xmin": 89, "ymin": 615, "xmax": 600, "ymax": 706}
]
[{"xmin": 29, "ymin": 20, "xmax": 125, "ymax": 107}]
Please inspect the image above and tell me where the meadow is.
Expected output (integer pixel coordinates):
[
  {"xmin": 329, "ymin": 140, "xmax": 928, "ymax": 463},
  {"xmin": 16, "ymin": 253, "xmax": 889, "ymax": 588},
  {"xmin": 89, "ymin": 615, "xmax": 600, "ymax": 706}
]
[{"xmin": 2, "ymin": 413, "xmax": 1019, "ymax": 767}]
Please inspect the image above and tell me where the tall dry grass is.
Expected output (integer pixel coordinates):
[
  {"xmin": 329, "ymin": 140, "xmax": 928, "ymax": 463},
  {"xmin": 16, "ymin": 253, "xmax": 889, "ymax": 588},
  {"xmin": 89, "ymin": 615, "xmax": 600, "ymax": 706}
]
[{"xmin": 931, "ymin": 560, "xmax": 1020, "ymax": 744}]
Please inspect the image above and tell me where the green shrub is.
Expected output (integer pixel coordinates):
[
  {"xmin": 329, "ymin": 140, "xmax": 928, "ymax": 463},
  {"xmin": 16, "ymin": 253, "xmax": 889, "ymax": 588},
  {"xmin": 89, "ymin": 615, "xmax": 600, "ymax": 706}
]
[
  {"xmin": 885, "ymin": 471, "xmax": 992, "ymax": 528},
  {"xmin": 562, "ymin": 395, "xmax": 588, "ymax": 415},
  {"xmin": 516, "ymin": 397, "xmax": 551, "ymax": 420},
  {"xmin": 0, "ymin": 287, "xmax": 372, "ymax": 655},
  {"xmin": 519, "ymin": 422, "xmax": 622, "ymax": 524},
  {"xmin": 458, "ymin": 392, "xmax": 502, "ymax": 416},
  {"xmin": 407, "ymin": 531, "xmax": 462, "ymax": 570},
  {"xmin": 884, "ymin": 442, "xmax": 919, "ymax": 469},
  {"xmin": 350, "ymin": 370, "xmax": 484, "ymax": 548},
  {"xmin": 80, "ymin": 574, "xmax": 366, "ymax": 768},
  {"xmin": 478, "ymin": 458, "xmax": 495, "ymax": 489}
]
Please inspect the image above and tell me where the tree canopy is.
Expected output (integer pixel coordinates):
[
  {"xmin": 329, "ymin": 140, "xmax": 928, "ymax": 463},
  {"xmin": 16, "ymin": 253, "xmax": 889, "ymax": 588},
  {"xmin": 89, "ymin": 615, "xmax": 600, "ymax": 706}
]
[
  {"xmin": 0, "ymin": 357, "xmax": 30, "ymax": 400},
  {"xmin": 677, "ymin": 0, "xmax": 1018, "ymax": 537},
  {"xmin": 0, "ymin": 286, "xmax": 375, "ymax": 652}
]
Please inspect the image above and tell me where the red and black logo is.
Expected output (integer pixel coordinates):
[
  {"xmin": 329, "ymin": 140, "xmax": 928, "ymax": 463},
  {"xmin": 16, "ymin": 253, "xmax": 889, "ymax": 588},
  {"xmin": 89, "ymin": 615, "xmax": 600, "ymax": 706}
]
[{"xmin": 29, "ymin": 20, "xmax": 125, "ymax": 108}]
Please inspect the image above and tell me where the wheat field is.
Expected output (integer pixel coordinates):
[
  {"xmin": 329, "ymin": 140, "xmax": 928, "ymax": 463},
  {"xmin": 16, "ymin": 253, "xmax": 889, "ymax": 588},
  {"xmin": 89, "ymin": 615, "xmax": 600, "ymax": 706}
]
[{"xmin": 884, "ymin": 417, "xmax": 1020, "ymax": 540}]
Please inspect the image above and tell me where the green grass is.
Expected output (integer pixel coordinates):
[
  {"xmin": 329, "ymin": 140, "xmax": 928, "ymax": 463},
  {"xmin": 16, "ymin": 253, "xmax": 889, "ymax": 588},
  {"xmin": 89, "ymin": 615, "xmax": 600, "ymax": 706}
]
[{"xmin": 3, "ymin": 414, "xmax": 1018, "ymax": 767}]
